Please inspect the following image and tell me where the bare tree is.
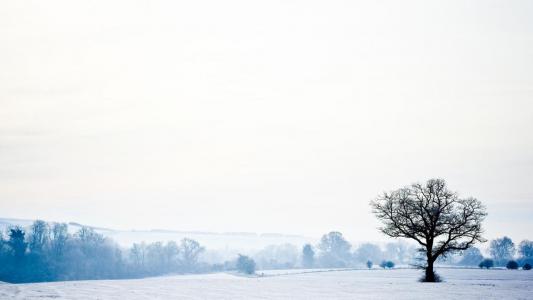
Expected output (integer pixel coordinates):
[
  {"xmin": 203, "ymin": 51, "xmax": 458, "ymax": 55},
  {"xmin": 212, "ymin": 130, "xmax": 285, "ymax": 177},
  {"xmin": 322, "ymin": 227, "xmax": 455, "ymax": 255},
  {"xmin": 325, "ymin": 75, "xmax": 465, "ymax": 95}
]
[
  {"xmin": 179, "ymin": 238, "xmax": 204, "ymax": 271},
  {"xmin": 130, "ymin": 242, "xmax": 147, "ymax": 273},
  {"xmin": 163, "ymin": 241, "xmax": 179, "ymax": 271},
  {"xmin": 317, "ymin": 231, "xmax": 352, "ymax": 267},
  {"xmin": 489, "ymin": 236, "xmax": 515, "ymax": 266},
  {"xmin": 370, "ymin": 178, "xmax": 486, "ymax": 282},
  {"xmin": 28, "ymin": 220, "xmax": 50, "ymax": 254},
  {"xmin": 518, "ymin": 240, "xmax": 533, "ymax": 259},
  {"xmin": 50, "ymin": 223, "xmax": 69, "ymax": 257}
]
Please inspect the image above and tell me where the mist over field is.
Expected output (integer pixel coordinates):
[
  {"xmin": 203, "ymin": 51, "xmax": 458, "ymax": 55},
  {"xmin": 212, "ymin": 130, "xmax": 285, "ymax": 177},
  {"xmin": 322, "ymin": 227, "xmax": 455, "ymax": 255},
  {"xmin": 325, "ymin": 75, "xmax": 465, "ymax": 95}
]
[{"xmin": 1, "ymin": 0, "xmax": 532, "ymax": 298}]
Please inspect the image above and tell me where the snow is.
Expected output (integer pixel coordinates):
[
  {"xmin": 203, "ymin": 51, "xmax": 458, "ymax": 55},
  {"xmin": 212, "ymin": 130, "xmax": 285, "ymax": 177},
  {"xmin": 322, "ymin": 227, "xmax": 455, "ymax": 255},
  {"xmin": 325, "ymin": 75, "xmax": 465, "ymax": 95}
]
[{"xmin": 1, "ymin": 268, "xmax": 532, "ymax": 299}]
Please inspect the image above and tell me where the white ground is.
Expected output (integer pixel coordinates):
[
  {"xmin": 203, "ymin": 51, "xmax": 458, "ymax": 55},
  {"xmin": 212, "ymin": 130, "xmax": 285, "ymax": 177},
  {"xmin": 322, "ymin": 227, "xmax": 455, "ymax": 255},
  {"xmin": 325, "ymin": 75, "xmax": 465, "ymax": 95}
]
[{"xmin": 1, "ymin": 268, "xmax": 532, "ymax": 300}]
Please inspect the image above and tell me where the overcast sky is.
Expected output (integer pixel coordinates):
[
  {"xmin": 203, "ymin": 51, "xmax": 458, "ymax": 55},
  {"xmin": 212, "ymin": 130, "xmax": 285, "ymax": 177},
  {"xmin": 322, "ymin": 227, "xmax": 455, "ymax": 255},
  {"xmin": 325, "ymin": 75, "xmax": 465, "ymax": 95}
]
[{"xmin": 1, "ymin": 0, "xmax": 532, "ymax": 242}]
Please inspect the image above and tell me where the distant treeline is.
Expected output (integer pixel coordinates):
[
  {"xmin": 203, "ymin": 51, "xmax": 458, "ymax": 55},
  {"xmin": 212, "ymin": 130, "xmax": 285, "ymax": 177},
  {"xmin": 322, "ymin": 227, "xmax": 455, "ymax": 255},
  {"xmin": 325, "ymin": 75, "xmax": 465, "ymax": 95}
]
[
  {"xmin": 278, "ymin": 231, "xmax": 417, "ymax": 269},
  {"xmin": 0, "ymin": 224, "xmax": 416, "ymax": 283},
  {"xmin": 0, "ymin": 220, "xmax": 210, "ymax": 283},
  {"xmin": 1, "ymin": 221, "xmax": 531, "ymax": 283},
  {"xmin": 441, "ymin": 236, "xmax": 533, "ymax": 269},
  {"xmin": 253, "ymin": 232, "xmax": 533, "ymax": 271}
]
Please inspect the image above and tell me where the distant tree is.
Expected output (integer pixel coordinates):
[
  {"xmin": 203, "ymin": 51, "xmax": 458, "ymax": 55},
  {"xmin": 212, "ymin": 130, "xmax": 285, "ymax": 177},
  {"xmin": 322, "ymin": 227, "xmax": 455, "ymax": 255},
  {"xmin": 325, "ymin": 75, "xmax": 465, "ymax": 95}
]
[
  {"xmin": 489, "ymin": 237, "xmax": 515, "ymax": 266},
  {"xmin": 163, "ymin": 241, "xmax": 179, "ymax": 271},
  {"xmin": 178, "ymin": 238, "xmax": 204, "ymax": 271},
  {"xmin": 50, "ymin": 223, "xmax": 69, "ymax": 258},
  {"xmin": 236, "ymin": 254, "xmax": 256, "ymax": 274},
  {"xmin": 71, "ymin": 227, "xmax": 122, "ymax": 280},
  {"xmin": 75, "ymin": 227, "xmax": 105, "ymax": 257},
  {"xmin": 371, "ymin": 179, "xmax": 487, "ymax": 282},
  {"xmin": 479, "ymin": 259, "xmax": 494, "ymax": 269},
  {"xmin": 146, "ymin": 241, "xmax": 166, "ymax": 274},
  {"xmin": 518, "ymin": 240, "xmax": 533, "ymax": 259},
  {"xmin": 130, "ymin": 242, "xmax": 147, "ymax": 273},
  {"xmin": 26, "ymin": 220, "xmax": 54, "ymax": 281},
  {"xmin": 523, "ymin": 263, "xmax": 532, "ymax": 270},
  {"xmin": 458, "ymin": 247, "xmax": 484, "ymax": 266},
  {"xmin": 0, "ymin": 234, "xmax": 6, "ymax": 261},
  {"xmin": 0, "ymin": 234, "xmax": 5, "ymax": 253},
  {"xmin": 8, "ymin": 227, "xmax": 27, "ymax": 259},
  {"xmin": 366, "ymin": 260, "xmax": 373, "ymax": 269},
  {"xmin": 28, "ymin": 220, "xmax": 50, "ymax": 254},
  {"xmin": 506, "ymin": 260, "xmax": 518, "ymax": 270},
  {"xmin": 0, "ymin": 229, "xmax": 24, "ymax": 282},
  {"xmin": 317, "ymin": 231, "xmax": 352, "ymax": 267},
  {"xmin": 302, "ymin": 244, "xmax": 315, "ymax": 268}
]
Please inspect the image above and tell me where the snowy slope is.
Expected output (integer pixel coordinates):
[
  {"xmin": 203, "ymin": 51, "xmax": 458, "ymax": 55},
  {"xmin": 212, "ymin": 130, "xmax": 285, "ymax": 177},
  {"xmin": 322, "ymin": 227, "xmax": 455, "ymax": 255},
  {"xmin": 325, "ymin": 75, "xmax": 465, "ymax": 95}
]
[{"xmin": 1, "ymin": 268, "xmax": 532, "ymax": 299}]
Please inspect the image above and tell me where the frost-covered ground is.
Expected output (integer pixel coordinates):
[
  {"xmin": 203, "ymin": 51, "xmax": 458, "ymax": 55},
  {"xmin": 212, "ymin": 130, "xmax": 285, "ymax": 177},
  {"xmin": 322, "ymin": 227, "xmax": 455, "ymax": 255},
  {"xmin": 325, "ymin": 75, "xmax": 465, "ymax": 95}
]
[{"xmin": 1, "ymin": 268, "xmax": 532, "ymax": 299}]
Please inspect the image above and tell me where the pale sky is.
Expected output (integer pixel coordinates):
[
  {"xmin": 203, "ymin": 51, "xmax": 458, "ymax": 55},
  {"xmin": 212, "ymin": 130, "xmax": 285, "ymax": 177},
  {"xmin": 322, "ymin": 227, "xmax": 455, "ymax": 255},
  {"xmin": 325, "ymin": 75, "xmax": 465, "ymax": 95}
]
[{"xmin": 1, "ymin": 0, "xmax": 532, "ymax": 243}]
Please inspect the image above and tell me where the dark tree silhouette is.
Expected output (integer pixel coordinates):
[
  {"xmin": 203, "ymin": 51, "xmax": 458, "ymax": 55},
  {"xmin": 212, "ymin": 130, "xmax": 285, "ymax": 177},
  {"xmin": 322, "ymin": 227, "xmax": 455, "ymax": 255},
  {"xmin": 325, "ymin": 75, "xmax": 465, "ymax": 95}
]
[
  {"xmin": 8, "ymin": 227, "xmax": 27, "ymax": 260},
  {"xmin": 366, "ymin": 260, "xmax": 373, "ymax": 269},
  {"xmin": 479, "ymin": 258, "xmax": 494, "ymax": 269},
  {"xmin": 506, "ymin": 260, "xmax": 518, "ymax": 270},
  {"xmin": 370, "ymin": 178, "xmax": 487, "ymax": 282}
]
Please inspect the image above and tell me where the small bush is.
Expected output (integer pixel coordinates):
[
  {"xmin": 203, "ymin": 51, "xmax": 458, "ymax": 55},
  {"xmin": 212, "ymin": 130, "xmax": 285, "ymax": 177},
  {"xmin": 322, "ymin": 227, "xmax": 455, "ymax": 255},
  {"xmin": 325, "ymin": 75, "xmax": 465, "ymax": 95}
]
[
  {"xmin": 236, "ymin": 254, "xmax": 256, "ymax": 275},
  {"xmin": 366, "ymin": 260, "xmax": 373, "ymax": 269},
  {"xmin": 479, "ymin": 259, "xmax": 494, "ymax": 269},
  {"xmin": 523, "ymin": 263, "xmax": 532, "ymax": 270},
  {"xmin": 379, "ymin": 260, "xmax": 395, "ymax": 269},
  {"xmin": 506, "ymin": 260, "xmax": 519, "ymax": 270}
]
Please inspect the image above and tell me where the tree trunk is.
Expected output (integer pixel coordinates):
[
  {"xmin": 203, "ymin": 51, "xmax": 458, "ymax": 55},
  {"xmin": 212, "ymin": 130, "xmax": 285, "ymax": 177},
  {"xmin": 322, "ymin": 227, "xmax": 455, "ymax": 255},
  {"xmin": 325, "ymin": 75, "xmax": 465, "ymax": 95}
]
[{"xmin": 425, "ymin": 261, "xmax": 435, "ymax": 282}]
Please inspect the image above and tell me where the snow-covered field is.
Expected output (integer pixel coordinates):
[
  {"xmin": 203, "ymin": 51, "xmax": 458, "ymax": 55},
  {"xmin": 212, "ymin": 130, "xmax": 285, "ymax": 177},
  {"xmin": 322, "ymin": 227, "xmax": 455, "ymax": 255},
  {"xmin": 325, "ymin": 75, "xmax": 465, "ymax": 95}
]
[{"xmin": 1, "ymin": 268, "xmax": 532, "ymax": 299}]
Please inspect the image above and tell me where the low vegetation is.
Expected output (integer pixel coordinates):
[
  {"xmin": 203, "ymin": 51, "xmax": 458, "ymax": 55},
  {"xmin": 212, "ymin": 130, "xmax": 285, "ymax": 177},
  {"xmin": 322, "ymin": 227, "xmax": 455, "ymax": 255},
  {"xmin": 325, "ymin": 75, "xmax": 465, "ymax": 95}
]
[
  {"xmin": 479, "ymin": 259, "xmax": 494, "ymax": 269},
  {"xmin": 236, "ymin": 254, "xmax": 256, "ymax": 274}
]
